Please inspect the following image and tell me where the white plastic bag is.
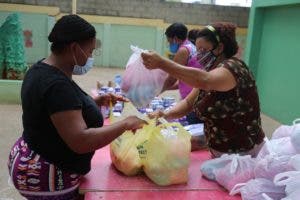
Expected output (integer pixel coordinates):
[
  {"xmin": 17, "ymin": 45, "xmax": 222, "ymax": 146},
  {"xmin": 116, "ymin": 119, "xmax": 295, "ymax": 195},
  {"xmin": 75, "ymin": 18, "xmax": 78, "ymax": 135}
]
[
  {"xmin": 200, "ymin": 154, "xmax": 238, "ymax": 181},
  {"xmin": 214, "ymin": 155, "xmax": 256, "ymax": 191},
  {"xmin": 288, "ymin": 154, "xmax": 300, "ymax": 170},
  {"xmin": 271, "ymin": 119, "xmax": 300, "ymax": 140},
  {"xmin": 272, "ymin": 126, "xmax": 294, "ymax": 139},
  {"xmin": 280, "ymin": 189, "xmax": 300, "ymax": 200},
  {"xmin": 257, "ymin": 137, "xmax": 297, "ymax": 160},
  {"xmin": 121, "ymin": 45, "xmax": 167, "ymax": 107},
  {"xmin": 230, "ymin": 178, "xmax": 285, "ymax": 200},
  {"xmin": 274, "ymin": 171, "xmax": 300, "ymax": 198},
  {"xmin": 290, "ymin": 119, "xmax": 300, "ymax": 152},
  {"xmin": 254, "ymin": 155, "xmax": 293, "ymax": 180}
]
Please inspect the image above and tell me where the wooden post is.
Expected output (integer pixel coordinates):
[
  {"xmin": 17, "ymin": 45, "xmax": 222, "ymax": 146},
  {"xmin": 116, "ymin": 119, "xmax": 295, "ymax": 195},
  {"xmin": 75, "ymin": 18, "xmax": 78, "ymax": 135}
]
[{"xmin": 72, "ymin": 0, "xmax": 77, "ymax": 14}]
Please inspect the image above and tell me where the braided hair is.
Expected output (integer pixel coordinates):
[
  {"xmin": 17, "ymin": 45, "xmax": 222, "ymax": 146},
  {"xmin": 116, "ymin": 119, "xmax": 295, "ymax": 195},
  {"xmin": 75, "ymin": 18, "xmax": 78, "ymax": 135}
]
[{"xmin": 48, "ymin": 14, "xmax": 96, "ymax": 54}]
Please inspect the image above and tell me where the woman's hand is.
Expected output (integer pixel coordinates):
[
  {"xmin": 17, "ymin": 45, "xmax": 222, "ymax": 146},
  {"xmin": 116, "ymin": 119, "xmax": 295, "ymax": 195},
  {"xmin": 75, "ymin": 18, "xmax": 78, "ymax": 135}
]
[
  {"xmin": 141, "ymin": 51, "xmax": 165, "ymax": 70},
  {"xmin": 95, "ymin": 93, "xmax": 128, "ymax": 107},
  {"xmin": 147, "ymin": 110, "xmax": 166, "ymax": 119},
  {"xmin": 123, "ymin": 116, "xmax": 148, "ymax": 132}
]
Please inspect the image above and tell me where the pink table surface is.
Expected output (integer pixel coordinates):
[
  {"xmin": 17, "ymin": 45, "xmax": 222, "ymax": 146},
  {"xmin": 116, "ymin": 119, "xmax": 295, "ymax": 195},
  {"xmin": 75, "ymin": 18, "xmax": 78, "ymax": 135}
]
[
  {"xmin": 80, "ymin": 112, "xmax": 241, "ymax": 199},
  {"xmin": 85, "ymin": 190, "xmax": 241, "ymax": 200},
  {"xmin": 79, "ymin": 146, "xmax": 241, "ymax": 199}
]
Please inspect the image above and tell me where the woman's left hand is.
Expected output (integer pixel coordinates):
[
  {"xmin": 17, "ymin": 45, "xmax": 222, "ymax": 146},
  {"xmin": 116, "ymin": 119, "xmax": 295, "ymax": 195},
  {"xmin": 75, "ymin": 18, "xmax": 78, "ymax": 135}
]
[
  {"xmin": 95, "ymin": 93, "xmax": 129, "ymax": 107},
  {"xmin": 141, "ymin": 51, "xmax": 165, "ymax": 70}
]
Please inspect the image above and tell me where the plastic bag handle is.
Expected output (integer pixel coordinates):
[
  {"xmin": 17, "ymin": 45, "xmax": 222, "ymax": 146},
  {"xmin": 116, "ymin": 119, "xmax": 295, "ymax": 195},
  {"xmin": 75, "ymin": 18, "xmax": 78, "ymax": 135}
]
[
  {"xmin": 157, "ymin": 118, "xmax": 186, "ymax": 134},
  {"xmin": 120, "ymin": 119, "xmax": 156, "ymax": 158},
  {"xmin": 130, "ymin": 45, "xmax": 147, "ymax": 54},
  {"xmin": 274, "ymin": 171, "xmax": 300, "ymax": 186},
  {"xmin": 229, "ymin": 183, "xmax": 246, "ymax": 195},
  {"xmin": 158, "ymin": 118, "xmax": 174, "ymax": 132},
  {"xmin": 229, "ymin": 155, "xmax": 252, "ymax": 174},
  {"xmin": 230, "ymin": 156, "xmax": 239, "ymax": 174},
  {"xmin": 262, "ymin": 193, "xmax": 274, "ymax": 200},
  {"xmin": 293, "ymin": 118, "xmax": 300, "ymax": 125},
  {"xmin": 264, "ymin": 137, "xmax": 276, "ymax": 156}
]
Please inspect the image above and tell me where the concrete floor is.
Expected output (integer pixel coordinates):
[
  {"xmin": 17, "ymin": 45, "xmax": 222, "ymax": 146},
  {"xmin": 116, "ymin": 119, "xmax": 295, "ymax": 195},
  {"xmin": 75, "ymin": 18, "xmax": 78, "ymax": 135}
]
[{"xmin": 0, "ymin": 67, "xmax": 281, "ymax": 199}]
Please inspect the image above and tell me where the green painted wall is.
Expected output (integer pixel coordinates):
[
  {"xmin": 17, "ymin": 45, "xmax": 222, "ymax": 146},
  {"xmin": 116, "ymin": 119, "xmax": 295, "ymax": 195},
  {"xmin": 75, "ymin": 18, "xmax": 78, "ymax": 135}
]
[
  {"xmin": 0, "ymin": 11, "xmax": 54, "ymax": 64},
  {"xmin": 245, "ymin": 0, "xmax": 300, "ymax": 124},
  {"xmin": 0, "ymin": 10, "xmax": 248, "ymax": 103},
  {"xmin": 0, "ymin": 11, "xmax": 166, "ymax": 68},
  {"xmin": 0, "ymin": 80, "xmax": 22, "ymax": 103},
  {"xmin": 91, "ymin": 23, "xmax": 104, "ymax": 67},
  {"xmin": 106, "ymin": 25, "xmax": 162, "ymax": 67}
]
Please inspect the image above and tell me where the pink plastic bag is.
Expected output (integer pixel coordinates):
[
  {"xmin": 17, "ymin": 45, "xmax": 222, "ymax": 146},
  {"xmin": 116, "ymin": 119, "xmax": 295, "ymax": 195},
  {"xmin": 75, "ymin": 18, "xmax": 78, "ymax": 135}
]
[
  {"xmin": 230, "ymin": 178, "xmax": 286, "ymax": 200},
  {"xmin": 121, "ymin": 46, "xmax": 167, "ymax": 107},
  {"xmin": 214, "ymin": 155, "xmax": 256, "ymax": 191}
]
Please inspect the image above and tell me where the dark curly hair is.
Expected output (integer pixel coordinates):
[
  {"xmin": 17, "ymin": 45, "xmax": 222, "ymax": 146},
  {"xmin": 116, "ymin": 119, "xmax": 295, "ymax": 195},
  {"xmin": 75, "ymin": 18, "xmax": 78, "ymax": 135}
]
[
  {"xmin": 165, "ymin": 23, "xmax": 188, "ymax": 40},
  {"xmin": 197, "ymin": 22, "xmax": 238, "ymax": 58},
  {"xmin": 48, "ymin": 14, "xmax": 96, "ymax": 54},
  {"xmin": 188, "ymin": 29, "xmax": 200, "ymax": 45}
]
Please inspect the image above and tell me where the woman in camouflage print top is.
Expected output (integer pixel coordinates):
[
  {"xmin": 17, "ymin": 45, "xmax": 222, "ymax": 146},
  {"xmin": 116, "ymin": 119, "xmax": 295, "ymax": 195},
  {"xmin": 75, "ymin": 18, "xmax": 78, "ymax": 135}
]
[{"xmin": 142, "ymin": 22, "xmax": 265, "ymax": 157}]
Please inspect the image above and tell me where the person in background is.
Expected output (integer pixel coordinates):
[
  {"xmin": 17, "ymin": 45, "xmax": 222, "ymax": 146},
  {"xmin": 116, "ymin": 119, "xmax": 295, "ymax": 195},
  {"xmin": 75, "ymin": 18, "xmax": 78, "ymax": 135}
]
[
  {"xmin": 7, "ymin": 15, "xmax": 146, "ymax": 200},
  {"xmin": 163, "ymin": 23, "xmax": 203, "ymax": 125},
  {"xmin": 187, "ymin": 28, "xmax": 200, "ymax": 45},
  {"xmin": 142, "ymin": 22, "xmax": 265, "ymax": 158}
]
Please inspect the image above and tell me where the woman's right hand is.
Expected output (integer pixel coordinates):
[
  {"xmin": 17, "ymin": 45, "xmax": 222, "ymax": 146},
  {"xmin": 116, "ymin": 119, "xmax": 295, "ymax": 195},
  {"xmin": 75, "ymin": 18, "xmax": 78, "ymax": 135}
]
[
  {"xmin": 124, "ymin": 116, "xmax": 147, "ymax": 132},
  {"xmin": 147, "ymin": 110, "xmax": 166, "ymax": 119},
  {"xmin": 141, "ymin": 51, "xmax": 165, "ymax": 70}
]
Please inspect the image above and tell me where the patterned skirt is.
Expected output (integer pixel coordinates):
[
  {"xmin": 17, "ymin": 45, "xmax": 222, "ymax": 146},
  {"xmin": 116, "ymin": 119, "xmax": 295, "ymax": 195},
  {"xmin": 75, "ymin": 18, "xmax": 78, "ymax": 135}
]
[{"xmin": 7, "ymin": 137, "xmax": 82, "ymax": 200}]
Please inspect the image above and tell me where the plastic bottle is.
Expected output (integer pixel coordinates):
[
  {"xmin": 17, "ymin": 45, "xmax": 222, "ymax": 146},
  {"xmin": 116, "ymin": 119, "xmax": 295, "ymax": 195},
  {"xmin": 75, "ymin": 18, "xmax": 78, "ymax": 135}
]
[{"xmin": 114, "ymin": 75, "xmax": 122, "ymax": 94}]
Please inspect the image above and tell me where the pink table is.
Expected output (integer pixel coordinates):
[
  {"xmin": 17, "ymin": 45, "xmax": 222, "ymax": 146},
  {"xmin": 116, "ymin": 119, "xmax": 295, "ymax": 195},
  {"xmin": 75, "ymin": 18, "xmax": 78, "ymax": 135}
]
[{"xmin": 79, "ymin": 145, "xmax": 241, "ymax": 200}]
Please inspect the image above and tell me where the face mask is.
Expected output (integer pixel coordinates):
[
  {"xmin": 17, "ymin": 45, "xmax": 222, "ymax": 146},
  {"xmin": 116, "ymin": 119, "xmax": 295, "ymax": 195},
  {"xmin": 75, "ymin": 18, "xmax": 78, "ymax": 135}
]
[
  {"xmin": 73, "ymin": 57, "xmax": 94, "ymax": 75},
  {"xmin": 169, "ymin": 42, "xmax": 180, "ymax": 54},
  {"xmin": 197, "ymin": 49, "xmax": 217, "ymax": 70},
  {"xmin": 72, "ymin": 45, "xmax": 94, "ymax": 75}
]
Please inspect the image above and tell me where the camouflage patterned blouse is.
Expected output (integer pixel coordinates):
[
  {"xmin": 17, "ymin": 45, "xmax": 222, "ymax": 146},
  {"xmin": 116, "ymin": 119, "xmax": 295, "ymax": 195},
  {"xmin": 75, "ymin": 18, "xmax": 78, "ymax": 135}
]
[{"xmin": 194, "ymin": 57, "xmax": 265, "ymax": 153}]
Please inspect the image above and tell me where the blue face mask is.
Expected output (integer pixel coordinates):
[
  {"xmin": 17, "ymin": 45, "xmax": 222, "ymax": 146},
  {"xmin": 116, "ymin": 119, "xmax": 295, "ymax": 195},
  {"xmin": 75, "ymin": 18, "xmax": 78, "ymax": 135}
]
[
  {"xmin": 72, "ymin": 45, "xmax": 94, "ymax": 75},
  {"xmin": 169, "ymin": 42, "xmax": 180, "ymax": 54}
]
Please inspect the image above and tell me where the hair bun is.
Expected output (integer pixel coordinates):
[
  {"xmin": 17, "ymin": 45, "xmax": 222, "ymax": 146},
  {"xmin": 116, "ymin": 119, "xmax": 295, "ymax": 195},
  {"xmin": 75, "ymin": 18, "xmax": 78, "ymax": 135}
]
[{"xmin": 48, "ymin": 14, "xmax": 95, "ymax": 44}]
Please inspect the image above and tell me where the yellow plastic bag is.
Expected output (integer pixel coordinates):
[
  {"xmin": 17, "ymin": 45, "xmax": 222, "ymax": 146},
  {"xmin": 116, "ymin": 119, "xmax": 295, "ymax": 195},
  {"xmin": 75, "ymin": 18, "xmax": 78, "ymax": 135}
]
[
  {"xmin": 110, "ymin": 118, "xmax": 191, "ymax": 186},
  {"xmin": 142, "ymin": 121, "xmax": 191, "ymax": 186},
  {"xmin": 110, "ymin": 120, "xmax": 154, "ymax": 176},
  {"xmin": 110, "ymin": 131, "xmax": 142, "ymax": 176}
]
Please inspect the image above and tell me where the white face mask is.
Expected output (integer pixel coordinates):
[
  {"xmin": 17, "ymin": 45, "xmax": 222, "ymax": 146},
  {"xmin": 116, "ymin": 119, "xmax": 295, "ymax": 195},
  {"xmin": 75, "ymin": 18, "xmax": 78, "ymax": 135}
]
[
  {"xmin": 72, "ymin": 45, "xmax": 94, "ymax": 75},
  {"xmin": 73, "ymin": 57, "xmax": 94, "ymax": 75}
]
